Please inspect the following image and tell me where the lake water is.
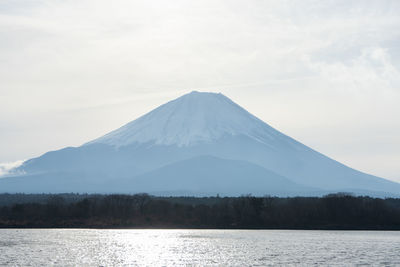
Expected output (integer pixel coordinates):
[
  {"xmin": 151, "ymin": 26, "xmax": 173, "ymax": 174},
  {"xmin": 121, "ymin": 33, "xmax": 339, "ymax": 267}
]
[{"xmin": 0, "ymin": 229, "xmax": 399, "ymax": 266}]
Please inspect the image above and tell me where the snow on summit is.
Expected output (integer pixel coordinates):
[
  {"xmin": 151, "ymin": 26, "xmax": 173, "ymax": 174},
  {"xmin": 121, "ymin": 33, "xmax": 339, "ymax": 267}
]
[{"xmin": 88, "ymin": 91, "xmax": 285, "ymax": 147}]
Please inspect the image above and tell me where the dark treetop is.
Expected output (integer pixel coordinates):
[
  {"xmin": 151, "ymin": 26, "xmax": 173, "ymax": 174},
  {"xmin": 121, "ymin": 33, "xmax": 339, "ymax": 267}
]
[{"xmin": 1, "ymin": 193, "xmax": 400, "ymax": 229}]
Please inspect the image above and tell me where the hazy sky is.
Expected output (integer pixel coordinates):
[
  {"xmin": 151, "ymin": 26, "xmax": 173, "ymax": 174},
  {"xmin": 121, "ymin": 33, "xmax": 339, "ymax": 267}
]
[{"xmin": 1, "ymin": 0, "xmax": 399, "ymax": 182}]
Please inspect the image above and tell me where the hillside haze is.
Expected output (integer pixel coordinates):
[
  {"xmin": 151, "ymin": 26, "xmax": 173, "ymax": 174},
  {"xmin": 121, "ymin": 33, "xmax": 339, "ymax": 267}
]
[{"xmin": 1, "ymin": 91, "xmax": 399, "ymax": 196}]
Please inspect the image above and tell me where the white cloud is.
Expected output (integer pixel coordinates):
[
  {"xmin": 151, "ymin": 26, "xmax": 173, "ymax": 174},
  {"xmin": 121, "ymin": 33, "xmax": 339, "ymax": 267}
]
[
  {"xmin": 0, "ymin": 160, "xmax": 24, "ymax": 177},
  {"xmin": 306, "ymin": 47, "xmax": 400, "ymax": 93}
]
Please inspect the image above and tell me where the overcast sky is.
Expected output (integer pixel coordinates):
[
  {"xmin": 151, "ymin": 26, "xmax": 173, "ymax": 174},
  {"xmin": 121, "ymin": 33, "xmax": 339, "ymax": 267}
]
[{"xmin": 1, "ymin": 0, "xmax": 399, "ymax": 181}]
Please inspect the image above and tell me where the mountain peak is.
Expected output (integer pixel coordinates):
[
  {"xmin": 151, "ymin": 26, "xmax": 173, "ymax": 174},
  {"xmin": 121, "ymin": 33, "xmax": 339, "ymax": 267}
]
[
  {"xmin": 187, "ymin": 90, "xmax": 222, "ymax": 95},
  {"xmin": 181, "ymin": 90, "xmax": 224, "ymax": 101},
  {"xmin": 87, "ymin": 91, "xmax": 278, "ymax": 147}
]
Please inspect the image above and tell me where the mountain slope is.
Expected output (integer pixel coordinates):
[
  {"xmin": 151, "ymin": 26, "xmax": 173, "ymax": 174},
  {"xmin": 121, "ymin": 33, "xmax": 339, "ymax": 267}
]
[
  {"xmin": 106, "ymin": 155, "xmax": 315, "ymax": 196},
  {"xmin": 2, "ymin": 91, "xmax": 400, "ymax": 196}
]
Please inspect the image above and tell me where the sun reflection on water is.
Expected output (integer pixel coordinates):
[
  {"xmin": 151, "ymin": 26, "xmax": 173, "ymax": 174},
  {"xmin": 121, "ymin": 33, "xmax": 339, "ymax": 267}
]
[{"xmin": 0, "ymin": 229, "xmax": 400, "ymax": 266}]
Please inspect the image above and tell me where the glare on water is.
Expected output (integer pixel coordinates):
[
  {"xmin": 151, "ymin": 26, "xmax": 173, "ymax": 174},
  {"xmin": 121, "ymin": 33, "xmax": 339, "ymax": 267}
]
[{"xmin": 0, "ymin": 229, "xmax": 399, "ymax": 266}]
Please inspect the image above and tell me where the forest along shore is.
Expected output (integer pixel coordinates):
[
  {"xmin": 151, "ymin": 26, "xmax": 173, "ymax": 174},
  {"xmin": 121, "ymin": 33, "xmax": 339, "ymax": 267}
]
[{"xmin": 0, "ymin": 193, "xmax": 400, "ymax": 230}]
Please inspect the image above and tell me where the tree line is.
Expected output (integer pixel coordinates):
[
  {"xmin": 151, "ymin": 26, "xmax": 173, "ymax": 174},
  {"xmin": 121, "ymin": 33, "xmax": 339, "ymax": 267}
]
[{"xmin": 0, "ymin": 193, "xmax": 400, "ymax": 229}]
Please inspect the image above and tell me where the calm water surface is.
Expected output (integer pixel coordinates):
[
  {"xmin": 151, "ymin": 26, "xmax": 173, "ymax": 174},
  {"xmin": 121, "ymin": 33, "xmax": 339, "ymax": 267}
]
[{"xmin": 0, "ymin": 229, "xmax": 399, "ymax": 266}]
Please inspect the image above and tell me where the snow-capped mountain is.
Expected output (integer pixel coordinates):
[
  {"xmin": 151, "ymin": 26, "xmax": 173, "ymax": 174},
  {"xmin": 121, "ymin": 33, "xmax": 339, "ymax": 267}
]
[
  {"xmin": 87, "ymin": 91, "xmax": 293, "ymax": 148},
  {"xmin": 1, "ymin": 91, "xmax": 399, "ymax": 196}
]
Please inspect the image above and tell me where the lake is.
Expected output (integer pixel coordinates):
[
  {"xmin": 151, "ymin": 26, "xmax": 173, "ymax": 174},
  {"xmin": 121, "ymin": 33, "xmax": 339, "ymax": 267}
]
[{"xmin": 0, "ymin": 229, "xmax": 399, "ymax": 266}]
